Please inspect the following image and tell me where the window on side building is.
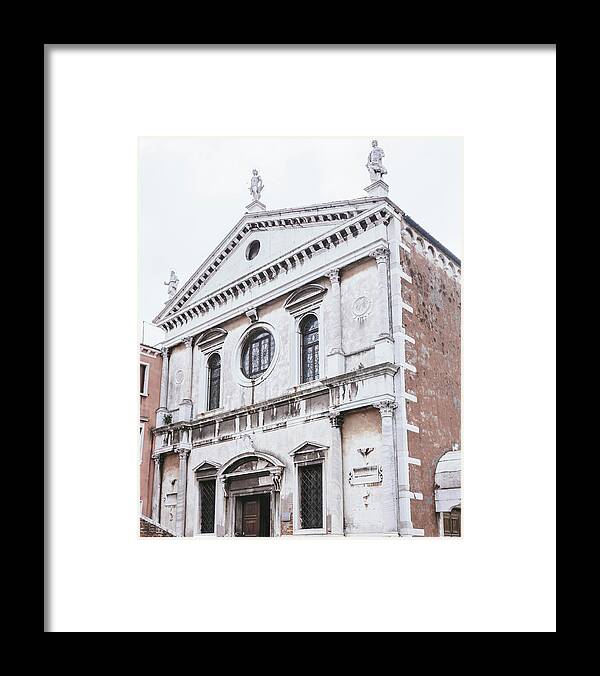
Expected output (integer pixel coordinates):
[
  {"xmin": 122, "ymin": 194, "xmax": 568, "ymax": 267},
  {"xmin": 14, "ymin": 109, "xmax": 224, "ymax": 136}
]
[{"xmin": 140, "ymin": 363, "xmax": 149, "ymax": 395}]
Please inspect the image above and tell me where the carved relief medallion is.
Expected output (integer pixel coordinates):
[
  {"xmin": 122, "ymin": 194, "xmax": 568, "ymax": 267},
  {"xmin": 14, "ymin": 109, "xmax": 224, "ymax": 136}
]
[
  {"xmin": 174, "ymin": 369, "xmax": 185, "ymax": 385},
  {"xmin": 352, "ymin": 295, "xmax": 372, "ymax": 322}
]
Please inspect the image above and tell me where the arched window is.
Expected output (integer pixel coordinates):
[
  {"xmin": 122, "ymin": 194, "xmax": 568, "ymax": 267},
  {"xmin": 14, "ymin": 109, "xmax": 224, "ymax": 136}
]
[
  {"xmin": 207, "ymin": 353, "xmax": 221, "ymax": 411},
  {"xmin": 300, "ymin": 315, "xmax": 319, "ymax": 383},
  {"xmin": 241, "ymin": 329, "xmax": 275, "ymax": 379}
]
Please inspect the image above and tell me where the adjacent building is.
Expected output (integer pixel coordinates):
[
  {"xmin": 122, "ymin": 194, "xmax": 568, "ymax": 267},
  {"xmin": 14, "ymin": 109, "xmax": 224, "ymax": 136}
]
[
  {"xmin": 144, "ymin": 150, "xmax": 461, "ymax": 537},
  {"xmin": 139, "ymin": 344, "xmax": 163, "ymax": 519}
]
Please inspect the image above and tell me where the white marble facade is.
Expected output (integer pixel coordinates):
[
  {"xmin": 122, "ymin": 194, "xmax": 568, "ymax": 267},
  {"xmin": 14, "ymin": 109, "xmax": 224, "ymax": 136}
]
[{"xmin": 150, "ymin": 183, "xmax": 457, "ymax": 537}]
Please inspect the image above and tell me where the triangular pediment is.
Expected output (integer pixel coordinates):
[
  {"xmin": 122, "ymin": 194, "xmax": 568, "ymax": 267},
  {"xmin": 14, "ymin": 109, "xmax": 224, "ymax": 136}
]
[
  {"xmin": 289, "ymin": 441, "xmax": 329, "ymax": 457},
  {"xmin": 193, "ymin": 460, "xmax": 221, "ymax": 475},
  {"xmin": 185, "ymin": 225, "xmax": 336, "ymax": 304},
  {"xmin": 153, "ymin": 198, "xmax": 389, "ymax": 326}
]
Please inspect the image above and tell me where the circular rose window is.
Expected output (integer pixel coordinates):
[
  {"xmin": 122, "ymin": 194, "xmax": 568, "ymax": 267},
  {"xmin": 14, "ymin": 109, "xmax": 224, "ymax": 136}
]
[
  {"xmin": 246, "ymin": 240, "xmax": 261, "ymax": 261},
  {"xmin": 241, "ymin": 328, "xmax": 275, "ymax": 379}
]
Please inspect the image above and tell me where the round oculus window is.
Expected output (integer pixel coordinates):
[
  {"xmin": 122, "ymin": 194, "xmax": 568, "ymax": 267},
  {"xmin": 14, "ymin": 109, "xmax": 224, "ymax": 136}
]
[
  {"xmin": 241, "ymin": 329, "xmax": 275, "ymax": 379},
  {"xmin": 246, "ymin": 240, "xmax": 261, "ymax": 261}
]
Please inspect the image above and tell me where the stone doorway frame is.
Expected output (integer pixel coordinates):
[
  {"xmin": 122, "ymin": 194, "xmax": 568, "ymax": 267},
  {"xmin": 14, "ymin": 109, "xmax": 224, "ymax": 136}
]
[{"xmin": 216, "ymin": 451, "xmax": 284, "ymax": 537}]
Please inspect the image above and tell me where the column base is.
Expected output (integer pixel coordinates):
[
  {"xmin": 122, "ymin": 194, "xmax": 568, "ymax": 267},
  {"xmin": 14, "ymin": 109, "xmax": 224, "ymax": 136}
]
[{"xmin": 364, "ymin": 180, "xmax": 389, "ymax": 197}]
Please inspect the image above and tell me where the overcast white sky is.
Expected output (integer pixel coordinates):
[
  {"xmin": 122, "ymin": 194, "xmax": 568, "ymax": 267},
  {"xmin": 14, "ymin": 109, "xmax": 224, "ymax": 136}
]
[{"xmin": 139, "ymin": 136, "xmax": 463, "ymax": 345}]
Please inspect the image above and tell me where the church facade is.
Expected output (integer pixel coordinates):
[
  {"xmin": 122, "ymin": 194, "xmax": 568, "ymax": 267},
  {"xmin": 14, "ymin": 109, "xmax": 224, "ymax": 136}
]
[{"xmin": 147, "ymin": 150, "xmax": 461, "ymax": 538}]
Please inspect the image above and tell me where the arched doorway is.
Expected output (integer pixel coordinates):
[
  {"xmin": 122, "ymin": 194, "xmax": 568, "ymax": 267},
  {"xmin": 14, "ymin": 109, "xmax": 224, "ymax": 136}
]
[
  {"xmin": 217, "ymin": 452, "xmax": 284, "ymax": 537},
  {"xmin": 434, "ymin": 446, "xmax": 461, "ymax": 537}
]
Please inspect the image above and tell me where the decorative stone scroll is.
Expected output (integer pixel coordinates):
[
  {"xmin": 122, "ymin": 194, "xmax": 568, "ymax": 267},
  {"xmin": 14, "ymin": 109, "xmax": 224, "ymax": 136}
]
[{"xmin": 270, "ymin": 469, "xmax": 282, "ymax": 492}]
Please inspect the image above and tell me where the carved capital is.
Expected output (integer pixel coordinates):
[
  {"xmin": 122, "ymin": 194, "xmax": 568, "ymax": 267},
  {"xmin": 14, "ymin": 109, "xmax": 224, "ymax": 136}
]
[
  {"xmin": 329, "ymin": 411, "xmax": 343, "ymax": 428},
  {"xmin": 374, "ymin": 399, "xmax": 396, "ymax": 417},
  {"xmin": 175, "ymin": 447, "xmax": 190, "ymax": 461},
  {"xmin": 152, "ymin": 454, "xmax": 162, "ymax": 465},
  {"xmin": 182, "ymin": 336, "xmax": 194, "ymax": 348},
  {"xmin": 370, "ymin": 246, "xmax": 390, "ymax": 265},
  {"xmin": 161, "ymin": 346, "xmax": 170, "ymax": 359},
  {"xmin": 327, "ymin": 268, "xmax": 340, "ymax": 284}
]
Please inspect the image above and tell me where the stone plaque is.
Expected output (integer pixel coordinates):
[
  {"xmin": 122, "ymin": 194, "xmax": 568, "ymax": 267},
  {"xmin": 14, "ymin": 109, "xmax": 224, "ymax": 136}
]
[{"xmin": 349, "ymin": 465, "xmax": 383, "ymax": 486}]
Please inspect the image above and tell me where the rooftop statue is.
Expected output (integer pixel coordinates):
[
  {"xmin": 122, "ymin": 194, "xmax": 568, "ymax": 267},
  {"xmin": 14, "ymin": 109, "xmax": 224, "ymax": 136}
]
[
  {"xmin": 249, "ymin": 169, "xmax": 264, "ymax": 201},
  {"xmin": 164, "ymin": 270, "xmax": 179, "ymax": 299},
  {"xmin": 366, "ymin": 140, "xmax": 387, "ymax": 182}
]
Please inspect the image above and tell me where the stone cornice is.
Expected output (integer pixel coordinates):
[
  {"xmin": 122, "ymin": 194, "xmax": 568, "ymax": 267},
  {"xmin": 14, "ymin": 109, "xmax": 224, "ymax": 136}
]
[
  {"xmin": 155, "ymin": 202, "xmax": 394, "ymax": 333},
  {"xmin": 401, "ymin": 219, "xmax": 461, "ymax": 281},
  {"xmin": 321, "ymin": 362, "xmax": 399, "ymax": 388},
  {"xmin": 151, "ymin": 362, "xmax": 399, "ymax": 435},
  {"xmin": 151, "ymin": 382, "xmax": 329, "ymax": 435},
  {"xmin": 140, "ymin": 344, "xmax": 162, "ymax": 358}
]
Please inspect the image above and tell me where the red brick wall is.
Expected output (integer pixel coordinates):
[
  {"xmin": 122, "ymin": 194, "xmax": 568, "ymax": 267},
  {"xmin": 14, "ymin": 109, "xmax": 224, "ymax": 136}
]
[
  {"xmin": 140, "ymin": 347, "xmax": 162, "ymax": 517},
  {"xmin": 401, "ymin": 249, "xmax": 461, "ymax": 536}
]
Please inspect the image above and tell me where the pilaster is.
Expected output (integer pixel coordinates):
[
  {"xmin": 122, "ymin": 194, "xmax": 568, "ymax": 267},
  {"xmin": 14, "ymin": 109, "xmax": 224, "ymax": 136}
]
[
  {"xmin": 179, "ymin": 336, "xmax": 194, "ymax": 421},
  {"xmin": 326, "ymin": 268, "xmax": 345, "ymax": 376},
  {"xmin": 151, "ymin": 454, "xmax": 162, "ymax": 522},
  {"xmin": 327, "ymin": 411, "xmax": 345, "ymax": 535},
  {"xmin": 174, "ymin": 447, "xmax": 190, "ymax": 536},
  {"xmin": 374, "ymin": 400, "xmax": 399, "ymax": 535},
  {"xmin": 215, "ymin": 476, "xmax": 228, "ymax": 537},
  {"xmin": 370, "ymin": 246, "xmax": 395, "ymax": 363},
  {"xmin": 157, "ymin": 346, "xmax": 170, "ymax": 413}
]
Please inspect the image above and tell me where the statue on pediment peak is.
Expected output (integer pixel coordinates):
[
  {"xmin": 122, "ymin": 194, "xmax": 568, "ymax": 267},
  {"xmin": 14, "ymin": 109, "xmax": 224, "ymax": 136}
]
[{"xmin": 366, "ymin": 139, "xmax": 387, "ymax": 182}]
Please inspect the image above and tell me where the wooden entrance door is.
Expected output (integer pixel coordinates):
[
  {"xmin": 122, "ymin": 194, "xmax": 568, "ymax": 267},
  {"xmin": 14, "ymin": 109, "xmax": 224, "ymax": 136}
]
[
  {"xmin": 237, "ymin": 494, "xmax": 271, "ymax": 537},
  {"xmin": 241, "ymin": 497, "xmax": 260, "ymax": 537}
]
